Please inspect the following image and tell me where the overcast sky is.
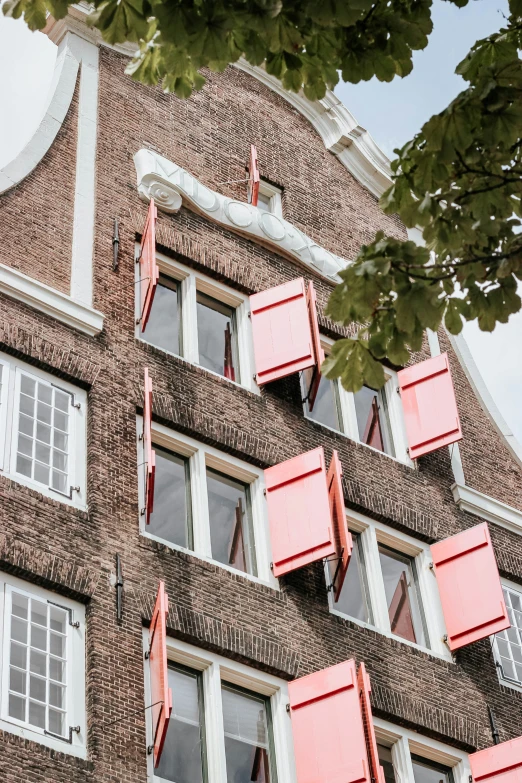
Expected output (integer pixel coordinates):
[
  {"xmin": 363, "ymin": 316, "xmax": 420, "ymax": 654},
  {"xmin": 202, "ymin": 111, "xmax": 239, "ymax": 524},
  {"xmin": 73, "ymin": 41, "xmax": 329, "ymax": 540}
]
[{"xmin": 0, "ymin": 1, "xmax": 521, "ymax": 446}]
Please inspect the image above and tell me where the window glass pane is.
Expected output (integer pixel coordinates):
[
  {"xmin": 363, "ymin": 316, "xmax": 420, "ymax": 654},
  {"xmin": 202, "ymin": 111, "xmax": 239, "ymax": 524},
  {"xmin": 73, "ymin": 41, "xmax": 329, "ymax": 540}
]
[
  {"xmin": 411, "ymin": 756, "xmax": 454, "ymax": 783},
  {"xmin": 149, "ymin": 448, "xmax": 192, "ymax": 549},
  {"xmin": 16, "ymin": 374, "xmax": 70, "ymax": 492},
  {"xmin": 257, "ymin": 192, "xmax": 272, "ymax": 213},
  {"xmin": 8, "ymin": 590, "xmax": 68, "ymax": 736},
  {"xmin": 354, "ymin": 386, "xmax": 394, "ymax": 456},
  {"xmin": 378, "ymin": 545, "xmax": 427, "ymax": 647},
  {"xmin": 196, "ymin": 292, "xmax": 238, "ymax": 382},
  {"xmin": 378, "ymin": 745, "xmax": 396, "ymax": 783},
  {"xmin": 495, "ymin": 587, "xmax": 522, "ymax": 684},
  {"xmin": 206, "ymin": 469, "xmax": 256, "ymax": 576},
  {"xmin": 333, "ymin": 534, "xmax": 372, "ymax": 624},
  {"xmin": 222, "ymin": 685, "xmax": 274, "ymax": 783},
  {"xmin": 304, "ymin": 372, "xmax": 341, "ymax": 432},
  {"xmin": 156, "ymin": 666, "xmax": 205, "ymax": 783},
  {"xmin": 142, "ymin": 276, "xmax": 181, "ymax": 356}
]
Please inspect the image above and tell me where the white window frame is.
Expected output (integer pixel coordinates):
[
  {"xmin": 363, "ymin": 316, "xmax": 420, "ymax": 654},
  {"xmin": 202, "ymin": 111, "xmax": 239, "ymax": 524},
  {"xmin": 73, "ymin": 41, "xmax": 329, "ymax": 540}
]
[
  {"xmin": 0, "ymin": 352, "xmax": 87, "ymax": 509},
  {"xmin": 137, "ymin": 419, "xmax": 276, "ymax": 588},
  {"xmin": 303, "ymin": 336, "xmax": 413, "ymax": 467},
  {"xmin": 0, "ymin": 572, "xmax": 86, "ymax": 758},
  {"xmin": 491, "ymin": 576, "xmax": 522, "ymax": 693},
  {"xmin": 136, "ymin": 248, "xmax": 259, "ymax": 394},
  {"xmin": 374, "ymin": 716, "xmax": 471, "ymax": 783},
  {"xmin": 257, "ymin": 181, "xmax": 283, "ymax": 218},
  {"xmin": 326, "ymin": 508, "xmax": 452, "ymax": 661},
  {"xmin": 143, "ymin": 633, "xmax": 296, "ymax": 783}
]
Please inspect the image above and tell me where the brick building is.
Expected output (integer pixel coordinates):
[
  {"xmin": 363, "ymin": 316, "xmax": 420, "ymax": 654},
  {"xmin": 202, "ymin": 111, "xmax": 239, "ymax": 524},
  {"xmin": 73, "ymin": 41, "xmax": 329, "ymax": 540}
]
[{"xmin": 1, "ymin": 6, "xmax": 522, "ymax": 783}]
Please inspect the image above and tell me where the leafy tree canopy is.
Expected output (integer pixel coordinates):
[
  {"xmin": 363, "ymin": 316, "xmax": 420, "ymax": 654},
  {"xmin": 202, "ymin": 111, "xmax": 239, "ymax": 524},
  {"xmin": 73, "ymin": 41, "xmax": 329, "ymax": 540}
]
[{"xmin": 6, "ymin": 0, "xmax": 522, "ymax": 391}]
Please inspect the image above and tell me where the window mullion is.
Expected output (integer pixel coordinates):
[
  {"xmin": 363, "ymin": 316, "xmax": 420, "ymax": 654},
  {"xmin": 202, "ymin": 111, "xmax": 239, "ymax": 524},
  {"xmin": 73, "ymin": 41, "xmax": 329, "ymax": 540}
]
[
  {"xmin": 203, "ymin": 663, "xmax": 227, "ymax": 783},
  {"xmin": 392, "ymin": 735, "xmax": 416, "ymax": 783},
  {"xmin": 236, "ymin": 301, "xmax": 254, "ymax": 391},
  {"xmin": 191, "ymin": 450, "xmax": 212, "ymax": 557},
  {"xmin": 338, "ymin": 385, "xmax": 359, "ymax": 441},
  {"xmin": 182, "ymin": 274, "xmax": 199, "ymax": 364},
  {"xmin": 365, "ymin": 527, "xmax": 392, "ymax": 633}
]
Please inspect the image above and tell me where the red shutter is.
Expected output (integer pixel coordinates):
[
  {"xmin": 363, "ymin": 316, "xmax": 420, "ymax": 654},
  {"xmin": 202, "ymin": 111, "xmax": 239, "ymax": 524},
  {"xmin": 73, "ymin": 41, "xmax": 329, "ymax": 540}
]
[
  {"xmin": 265, "ymin": 447, "xmax": 335, "ymax": 577},
  {"xmin": 397, "ymin": 353, "xmax": 462, "ymax": 459},
  {"xmin": 248, "ymin": 144, "xmax": 260, "ymax": 207},
  {"xmin": 144, "ymin": 368, "xmax": 156, "ymax": 525},
  {"xmin": 305, "ymin": 281, "xmax": 325, "ymax": 412},
  {"xmin": 431, "ymin": 522, "xmax": 509, "ymax": 651},
  {"xmin": 358, "ymin": 663, "xmax": 385, "ymax": 783},
  {"xmin": 251, "ymin": 278, "xmax": 320, "ymax": 386},
  {"xmin": 140, "ymin": 199, "xmax": 159, "ymax": 331},
  {"xmin": 288, "ymin": 660, "xmax": 371, "ymax": 783},
  {"xmin": 327, "ymin": 450, "xmax": 352, "ymax": 602},
  {"xmin": 149, "ymin": 581, "xmax": 173, "ymax": 768},
  {"xmin": 470, "ymin": 736, "xmax": 522, "ymax": 783}
]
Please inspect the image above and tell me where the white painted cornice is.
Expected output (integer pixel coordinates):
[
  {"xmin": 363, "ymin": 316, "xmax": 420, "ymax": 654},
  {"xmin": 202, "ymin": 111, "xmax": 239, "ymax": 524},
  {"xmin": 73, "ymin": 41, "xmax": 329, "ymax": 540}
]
[
  {"xmin": 452, "ymin": 483, "xmax": 522, "ymax": 536},
  {"xmin": 0, "ymin": 264, "xmax": 103, "ymax": 336},
  {"xmin": 134, "ymin": 148, "xmax": 349, "ymax": 282}
]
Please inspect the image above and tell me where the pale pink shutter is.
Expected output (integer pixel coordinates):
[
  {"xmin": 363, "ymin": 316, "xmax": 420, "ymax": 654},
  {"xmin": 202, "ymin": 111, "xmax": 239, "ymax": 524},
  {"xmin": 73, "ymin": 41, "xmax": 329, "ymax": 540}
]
[
  {"xmin": 265, "ymin": 447, "xmax": 335, "ymax": 577},
  {"xmin": 470, "ymin": 736, "xmax": 522, "ymax": 783},
  {"xmin": 397, "ymin": 353, "xmax": 462, "ymax": 459},
  {"xmin": 305, "ymin": 281, "xmax": 325, "ymax": 412},
  {"xmin": 144, "ymin": 368, "xmax": 156, "ymax": 525},
  {"xmin": 248, "ymin": 144, "xmax": 260, "ymax": 206},
  {"xmin": 250, "ymin": 278, "xmax": 318, "ymax": 386},
  {"xmin": 149, "ymin": 581, "xmax": 173, "ymax": 768},
  {"xmin": 140, "ymin": 199, "xmax": 159, "ymax": 331},
  {"xmin": 431, "ymin": 522, "xmax": 509, "ymax": 651},
  {"xmin": 288, "ymin": 660, "xmax": 371, "ymax": 783},
  {"xmin": 327, "ymin": 450, "xmax": 352, "ymax": 602},
  {"xmin": 358, "ymin": 663, "xmax": 385, "ymax": 783}
]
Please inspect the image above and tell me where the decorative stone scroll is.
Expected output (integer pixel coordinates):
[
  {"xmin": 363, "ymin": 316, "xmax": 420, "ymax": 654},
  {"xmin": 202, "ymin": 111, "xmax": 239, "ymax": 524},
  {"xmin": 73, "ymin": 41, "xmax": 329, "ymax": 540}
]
[{"xmin": 134, "ymin": 148, "xmax": 349, "ymax": 282}]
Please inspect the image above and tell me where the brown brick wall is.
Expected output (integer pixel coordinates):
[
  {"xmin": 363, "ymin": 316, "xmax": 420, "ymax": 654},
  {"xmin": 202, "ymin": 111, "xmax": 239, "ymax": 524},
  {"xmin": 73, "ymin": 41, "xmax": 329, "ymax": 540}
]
[{"xmin": 0, "ymin": 42, "xmax": 521, "ymax": 783}]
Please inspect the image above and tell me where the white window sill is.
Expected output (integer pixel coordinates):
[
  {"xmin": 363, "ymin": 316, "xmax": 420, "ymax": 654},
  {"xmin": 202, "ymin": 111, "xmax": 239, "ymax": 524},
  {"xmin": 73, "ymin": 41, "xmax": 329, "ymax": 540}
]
[
  {"xmin": 452, "ymin": 482, "xmax": 522, "ymax": 536},
  {"xmin": 0, "ymin": 469, "xmax": 87, "ymax": 511},
  {"xmin": 329, "ymin": 607, "xmax": 454, "ymax": 663},
  {"xmin": 141, "ymin": 530, "xmax": 278, "ymax": 590},
  {"xmin": 0, "ymin": 263, "xmax": 103, "ymax": 336},
  {"xmin": 0, "ymin": 715, "xmax": 86, "ymax": 759}
]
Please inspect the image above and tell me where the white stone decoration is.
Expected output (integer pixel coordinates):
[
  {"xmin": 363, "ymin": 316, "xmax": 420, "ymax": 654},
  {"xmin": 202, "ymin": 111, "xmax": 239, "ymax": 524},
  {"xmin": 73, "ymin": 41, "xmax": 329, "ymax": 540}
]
[{"xmin": 134, "ymin": 148, "xmax": 350, "ymax": 283}]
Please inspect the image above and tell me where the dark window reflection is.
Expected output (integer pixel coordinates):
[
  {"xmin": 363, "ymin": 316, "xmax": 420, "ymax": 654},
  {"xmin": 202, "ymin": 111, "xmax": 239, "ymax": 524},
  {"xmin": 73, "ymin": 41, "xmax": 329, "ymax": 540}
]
[
  {"xmin": 354, "ymin": 386, "xmax": 394, "ymax": 456},
  {"xmin": 333, "ymin": 534, "xmax": 372, "ymax": 624},
  {"xmin": 378, "ymin": 745, "xmax": 396, "ymax": 783},
  {"xmin": 378, "ymin": 544, "xmax": 427, "ymax": 647},
  {"xmin": 303, "ymin": 372, "xmax": 341, "ymax": 432},
  {"xmin": 196, "ymin": 292, "xmax": 238, "ymax": 381},
  {"xmin": 206, "ymin": 469, "xmax": 256, "ymax": 576},
  {"xmin": 142, "ymin": 275, "xmax": 181, "ymax": 355},
  {"xmin": 156, "ymin": 666, "xmax": 206, "ymax": 783},
  {"xmin": 411, "ymin": 756, "xmax": 455, "ymax": 783},
  {"xmin": 222, "ymin": 684, "xmax": 275, "ymax": 783},
  {"xmin": 149, "ymin": 448, "xmax": 192, "ymax": 549}
]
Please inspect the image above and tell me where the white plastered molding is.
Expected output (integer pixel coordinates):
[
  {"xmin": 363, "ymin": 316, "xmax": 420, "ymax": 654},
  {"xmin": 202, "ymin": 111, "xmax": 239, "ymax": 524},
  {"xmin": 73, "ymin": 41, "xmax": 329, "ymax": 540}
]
[{"xmin": 451, "ymin": 483, "xmax": 522, "ymax": 535}]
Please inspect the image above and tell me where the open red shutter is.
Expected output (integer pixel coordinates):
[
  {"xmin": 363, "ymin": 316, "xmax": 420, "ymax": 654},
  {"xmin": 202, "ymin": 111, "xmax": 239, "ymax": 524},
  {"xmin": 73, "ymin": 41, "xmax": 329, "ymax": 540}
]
[
  {"xmin": 470, "ymin": 736, "xmax": 522, "ymax": 783},
  {"xmin": 144, "ymin": 368, "xmax": 156, "ymax": 525},
  {"xmin": 247, "ymin": 144, "xmax": 260, "ymax": 206},
  {"xmin": 327, "ymin": 450, "xmax": 352, "ymax": 602},
  {"xmin": 265, "ymin": 447, "xmax": 334, "ymax": 577},
  {"xmin": 251, "ymin": 278, "xmax": 321, "ymax": 386},
  {"xmin": 431, "ymin": 522, "xmax": 509, "ymax": 651},
  {"xmin": 149, "ymin": 581, "xmax": 173, "ymax": 768},
  {"xmin": 140, "ymin": 199, "xmax": 159, "ymax": 331},
  {"xmin": 358, "ymin": 663, "xmax": 385, "ymax": 783},
  {"xmin": 305, "ymin": 282, "xmax": 325, "ymax": 412},
  {"xmin": 397, "ymin": 353, "xmax": 462, "ymax": 459},
  {"xmin": 288, "ymin": 660, "xmax": 371, "ymax": 783}
]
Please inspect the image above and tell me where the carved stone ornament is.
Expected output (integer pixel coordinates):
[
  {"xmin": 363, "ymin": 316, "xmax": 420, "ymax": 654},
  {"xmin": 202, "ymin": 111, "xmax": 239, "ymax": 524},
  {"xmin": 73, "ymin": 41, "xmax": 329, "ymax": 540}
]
[{"xmin": 134, "ymin": 148, "xmax": 349, "ymax": 282}]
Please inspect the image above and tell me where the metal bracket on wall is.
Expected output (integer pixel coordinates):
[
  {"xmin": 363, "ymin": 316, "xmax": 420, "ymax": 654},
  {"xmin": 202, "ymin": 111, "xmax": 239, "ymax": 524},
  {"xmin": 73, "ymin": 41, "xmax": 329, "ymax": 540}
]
[
  {"xmin": 113, "ymin": 218, "xmax": 120, "ymax": 271},
  {"xmin": 116, "ymin": 554, "xmax": 124, "ymax": 622}
]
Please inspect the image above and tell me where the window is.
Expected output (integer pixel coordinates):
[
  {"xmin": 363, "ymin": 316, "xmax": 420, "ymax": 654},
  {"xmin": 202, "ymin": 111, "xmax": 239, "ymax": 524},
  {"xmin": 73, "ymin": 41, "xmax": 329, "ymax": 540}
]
[
  {"xmin": 492, "ymin": 581, "xmax": 522, "ymax": 689},
  {"xmin": 374, "ymin": 718, "xmax": 469, "ymax": 783},
  {"xmin": 145, "ymin": 637, "xmax": 295, "ymax": 783},
  {"xmin": 256, "ymin": 181, "xmax": 282, "ymax": 217},
  {"xmin": 138, "ymin": 422, "xmax": 275, "ymax": 585},
  {"xmin": 138, "ymin": 252, "xmax": 256, "ymax": 392},
  {"xmin": 327, "ymin": 510, "xmax": 447, "ymax": 657},
  {"xmin": 0, "ymin": 353, "xmax": 87, "ymax": 508},
  {"xmin": 0, "ymin": 573, "xmax": 85, "ymax": 757},
  {"xmin": 302, "ymin": 338, "xmax": 411, "ymax": 464}
]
